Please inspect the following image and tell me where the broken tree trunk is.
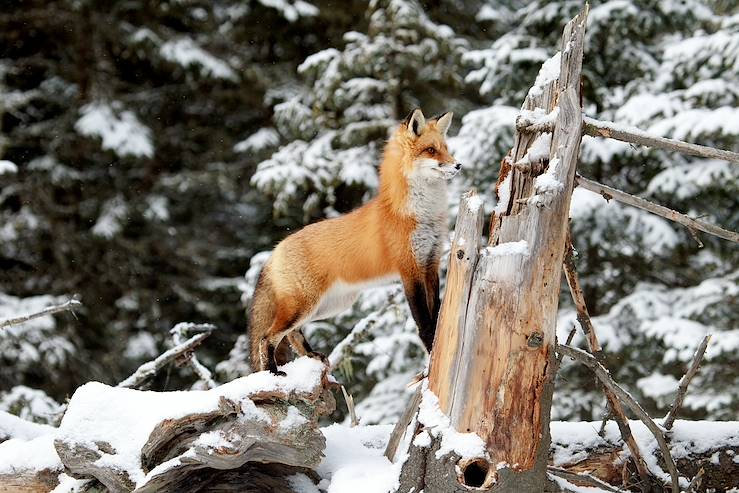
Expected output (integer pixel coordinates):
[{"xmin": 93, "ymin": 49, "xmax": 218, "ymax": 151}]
[
  {"xmin": 53, "ymin": 357, "xmax": 335, "ymax": 493},
  {"xmin": 398, "ymin": 7, "xmax": 589, "ymax": 493}
]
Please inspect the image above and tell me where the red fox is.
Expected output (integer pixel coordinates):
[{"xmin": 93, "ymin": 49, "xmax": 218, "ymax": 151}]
[{"xmin": 249, "ymin": 109, "xmax": 461, "ymax": 374}]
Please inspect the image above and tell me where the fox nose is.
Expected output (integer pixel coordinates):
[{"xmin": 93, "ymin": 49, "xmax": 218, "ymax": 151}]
[{"xmin": 455, "ymin": 163, "xmax": 462, "ymax": 170}]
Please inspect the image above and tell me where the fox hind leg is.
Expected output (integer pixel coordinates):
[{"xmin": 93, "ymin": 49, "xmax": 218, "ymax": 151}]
[{"xmin": 287, "ymin": 330, "xmax": 329, "ymax": 366}]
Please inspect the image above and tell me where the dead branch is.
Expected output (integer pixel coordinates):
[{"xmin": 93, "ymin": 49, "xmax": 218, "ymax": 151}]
[
  {"xmin": 582, "ymin": 115, "xmax": 739, "ymax": 164},
  {"xmin": 170, "ymin": 322, "xmax": 217, "ymax": 389},
  {"xmin": 118, "ymin": 324, "xmax": 215, "ymax": 389},
  {"xmin": 663, "ymin": 335, "xmax": 711, "ymax": 430},
  {"xmin": 340, "ymin": 385, "xmax": 359, "ymax": 427},
  {"xmin": 563, "ymin": 236, "xmax": 652, "ymax": 491},
  {"xmin": 547, "ymin": 466, "xmax": 628, "ymax": 493},
  {"xmin": 557, "ymin": 344, "xmax": 681, "ymax": 493},
  {"xmin": 384, "ymin": 384, "xmax": 422, "ymax": 461},
  {"xmin": 685, "ymin": 466, "xmax": 705, "ymax": 493},
  {"xmin": 576, "ymin": 175, "xmax": 739, "ymax": 243},
  {"xmin": 0, "ymin": 297, "xmax": 81, "ymax": 330}
]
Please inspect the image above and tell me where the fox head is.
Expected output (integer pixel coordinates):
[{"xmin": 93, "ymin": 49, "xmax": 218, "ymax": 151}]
[{"xmin": 400, "ymin": 108, "xmax": 461, "ymax": 180}]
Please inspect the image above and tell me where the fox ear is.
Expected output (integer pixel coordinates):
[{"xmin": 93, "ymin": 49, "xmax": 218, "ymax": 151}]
[
  {"xmin": 436, "ymin": 112, "xmax": 453, "ymax": 136},
  {"xmin": 404, "ymin": 109, "xmax": 426, "ymax": 138}
]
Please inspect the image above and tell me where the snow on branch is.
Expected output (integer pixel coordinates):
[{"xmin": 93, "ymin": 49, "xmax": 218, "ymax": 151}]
[
  {"xmin": 0, "ymin": 297, "xmax": 81, "ymax": 330},
  {"xmin": 576, "ymin": 175, "xmax": 739, "ymax": 244}
]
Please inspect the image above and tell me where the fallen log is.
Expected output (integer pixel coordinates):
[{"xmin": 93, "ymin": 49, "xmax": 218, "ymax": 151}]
[
  {"xmin": 52, "ymin": 357, "xmax": 335, "ymax": 493},
  {"xmin": 549, "ymin": 420, "xmax": 739, "ymax": 492}
]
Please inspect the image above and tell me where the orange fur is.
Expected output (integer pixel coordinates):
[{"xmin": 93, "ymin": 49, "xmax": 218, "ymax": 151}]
[{"xmin": 248, "ymin": 110, "xmax": 458, "ymax": 373}]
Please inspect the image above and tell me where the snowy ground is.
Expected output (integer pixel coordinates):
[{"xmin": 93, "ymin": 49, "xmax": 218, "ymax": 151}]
[{"xmin": 2, "ymin": 360, "xmax": 738, "ymax": 493}]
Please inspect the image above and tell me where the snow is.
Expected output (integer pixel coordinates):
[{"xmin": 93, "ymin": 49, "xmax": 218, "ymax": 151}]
[
  {"xmin": 493, "ymin": 171, "xmax": 511, "ymax": 215},
  {"xmin": 528, "ymin": 51, "xmax": 561, "ymax": 98},
  {"xmin": 91, "ymin": 195, "xmax": 128, "ymax": 239},
  {"xmin": 75, "ymin": 102, "xmax": 154, "ymax": 158},
  {"xmin": 0, "ymin": 159, "xmax": 18, "ymax": 174},
  {"xmin": 466, "ymin": 194, "xmax": 483, "ymax": 212},
  {"xmin": 318, "ymin": 423, "xmax": 396, "ymax": 493},
  {"xmin": 234, "ymin": 127, "xmax": 280, "ymax": 153},
  {"xmin": 483, "ymin": 240, "xmax": 529, "ymax": 257},
  {"xmin": 160, "ymin": 38, "xmax": 238, "ymax": 81},
  {"xmin": 417, "ymin": 384, "xmax": 487, "ymax": 460},
  {"xmin": 0, "ymin": 434, "xmax": 61, "ymax": 474},
  {"xmin": 637, "ymin": 373, "xmax": 679, "ymax": 404},
  {"xmin": 54, "ymin": 357, "xmax": 325, "ymax": 487},
  {"xmin": 0, "ymin": 411, "xmax": 55, "ymax": 441},
  {"xmin": 258, "ymin": 0, "xmax": 319, "ymax": 23}
]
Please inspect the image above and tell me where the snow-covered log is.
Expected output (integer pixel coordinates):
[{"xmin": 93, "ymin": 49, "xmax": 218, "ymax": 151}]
[
  {"xmin": 398, "ymin": 7, "xmax": 589, "ymax": 493},
  {"xmin": 0, "ymin": 357, "xmax": 335, "ymax": 493},
  {"xmin": 549, "ymin": 420, "xmax": 739, "ymax": 492}
]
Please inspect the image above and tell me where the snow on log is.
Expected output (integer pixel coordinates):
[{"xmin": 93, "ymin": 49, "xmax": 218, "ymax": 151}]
[{"xmin": 50, "ymin": 357, "xmax": 334, "ymax": 492}]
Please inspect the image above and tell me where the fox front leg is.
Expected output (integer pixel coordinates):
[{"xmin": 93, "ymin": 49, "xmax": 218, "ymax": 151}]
[{"xmin": 402, "ymin": 272, "xmax": 438, "ymax": 353}]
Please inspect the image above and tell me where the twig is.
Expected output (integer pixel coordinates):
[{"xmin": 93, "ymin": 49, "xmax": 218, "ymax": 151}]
[
  {"xmin": 557, "ymin": 344, "xmax": 681, "ymax": 493},
  {"xmin": 0, "ymin": 297, "xmax": 82, "ymax": 330},
  {"xmin": 582, "ymin": 115, "xmax": 739, "ymax": 164},
  {"xmin": 340, "ymin": 385, "xmax": 359, "ymax": 427},
  {"xmin": 547, "ymin": 466, "xmax": 628, "ymax": 493},
  {"xmin": 598, "ymin": 409, "xmax": 612, "ymax": 437},
  {"xmin": 663, "ymin": 335, "xmax": 711, "ymax": 430},
  {"xmin": 384, "ymin": 384, "xmax": 423, "ymax": 461},
  {"xmin": 553, "ymin": 326, "xmax": 576, "ymax": 373},
  {"xmin": 170, "ymin": 323, "xmax": 217, "ymax": 389},
  {"xmin": 563, "ymin": 235, "xmax": 652, "ymax": 492},
  {"xmin": 685, "ymin": 466, "xmax": 705, "ymax": 493},
  {"xmin": 118, "ymin": 325, "xmax": 214, "ymax": 389},
  {"xmin": 576, "ymin": 175, "xmax": 739, "ymax": 244}
]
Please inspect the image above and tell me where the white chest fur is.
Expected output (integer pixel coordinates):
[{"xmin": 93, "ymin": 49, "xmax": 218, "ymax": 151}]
[{"xmin": 406, "ymin": 175, "xmax": 449, "ymax": 267}]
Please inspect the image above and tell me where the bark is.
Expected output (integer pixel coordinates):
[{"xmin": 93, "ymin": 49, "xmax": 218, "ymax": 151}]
[{"xmin": 398, "ymin": 7, "xmax": 589, "ymax": 492}]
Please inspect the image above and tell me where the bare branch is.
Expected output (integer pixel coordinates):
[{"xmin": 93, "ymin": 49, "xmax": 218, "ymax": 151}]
[
  {"xmin": 118, "ymin": 324, "xmax": 215, "ymax": 389},
  {"xmin": 170, "ymin": 323, "xmax": 217, "ymax": 389},
  {"xmin": 582, "ymin": 115, "xmax": 739, "ymax": 164},
  {"xmin": 663, "ymin": 335, "xmax": 711, "ymax": 430},
  {"xmin": 547, "ymin": 466, "xmax": 629, "ymax": 493},
  {"xmin": 557, "ymin": 344, "xmax": 681, "ymax": 493},
  {"xmin": 563, "ymin": 235, "xmax": 652, "ymax": 492},
  {"xmin": 0, "ymin": 297, "xmax": 82, "ymax": 330},
  {"xmin": 576, "ymin": 175, "xmax": 739, "ymax": 244}
]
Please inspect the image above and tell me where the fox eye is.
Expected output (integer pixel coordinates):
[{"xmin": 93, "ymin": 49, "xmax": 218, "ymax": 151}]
[{"xmin": 425, "ymin": 147, "xmax": 436, "ymax": 155}]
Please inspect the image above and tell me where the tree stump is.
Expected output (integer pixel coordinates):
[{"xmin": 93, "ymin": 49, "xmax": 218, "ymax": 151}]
[{"xmin": 398, "ymin": 7, "xmax": 589, "ymax": 493}]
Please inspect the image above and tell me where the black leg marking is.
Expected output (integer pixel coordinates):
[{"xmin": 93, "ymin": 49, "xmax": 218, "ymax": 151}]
[
  {"xmin": 403, "ymin": 279, "xmax": 436, "ymax": 353},
  {"xmin": 267, "ymin": 342, "xmax": 286, "ymax": 376}
]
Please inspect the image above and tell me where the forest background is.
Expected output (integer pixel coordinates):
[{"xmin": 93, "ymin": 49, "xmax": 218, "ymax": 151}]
[{"xmin": 1, "ymin": 0, "xmax": 737, "ymax": 428}]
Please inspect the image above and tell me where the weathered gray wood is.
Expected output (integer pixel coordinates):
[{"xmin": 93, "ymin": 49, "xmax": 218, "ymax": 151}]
[
  {"xmin": 0, "ymin": 470, "xmax": 62, "ymax": 493},
  {"xmin": 576, "ymin": 175, "xmax": 739, "ymax": 243},
  {"xmin": 582, "ymin": 115, "xmax": 739, "ymax": 164},
  {"xmin": 427, "ymin": 190, "xmax": 485, "ymax": 413},
  {"xmin": 55, "ymin": 361, "xmax": 336, "ymax": 493}
]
